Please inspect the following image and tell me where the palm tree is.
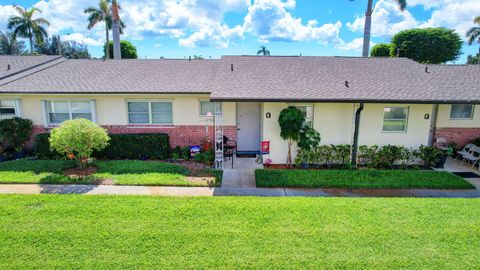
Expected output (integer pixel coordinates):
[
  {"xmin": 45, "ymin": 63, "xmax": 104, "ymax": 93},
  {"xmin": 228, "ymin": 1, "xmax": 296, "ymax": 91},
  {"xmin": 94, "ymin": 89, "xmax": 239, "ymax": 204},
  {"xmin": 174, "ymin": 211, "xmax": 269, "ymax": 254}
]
[
  {"xmin": 0, "ymin": 31, "xmax": 26, "ymax": 55},
  {"xmin": 84, "ymin": 0, "xmax": 125, "ymax": 59},
  {"xmin": 350, "ymin": 0, "xmax": 407, "ymax": 57},
  {"xmin": 466, "ymin": 16, "xmax": 480, "ymax": 64},
  {"xmin": 257, "ymin": 46, "xmax": 270, "ymax": 56},
  {"xmin": 7, "ymin": 6, "xmax": 50, "ymax": 54}
]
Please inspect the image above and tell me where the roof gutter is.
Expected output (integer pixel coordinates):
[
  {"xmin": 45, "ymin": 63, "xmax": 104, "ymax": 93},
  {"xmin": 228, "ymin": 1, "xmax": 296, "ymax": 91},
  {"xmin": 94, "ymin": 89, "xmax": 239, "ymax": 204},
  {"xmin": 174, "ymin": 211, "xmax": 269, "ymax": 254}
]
[{"xmin": 209, "ymin": 98, "xmax": 480, "ymax": 105}]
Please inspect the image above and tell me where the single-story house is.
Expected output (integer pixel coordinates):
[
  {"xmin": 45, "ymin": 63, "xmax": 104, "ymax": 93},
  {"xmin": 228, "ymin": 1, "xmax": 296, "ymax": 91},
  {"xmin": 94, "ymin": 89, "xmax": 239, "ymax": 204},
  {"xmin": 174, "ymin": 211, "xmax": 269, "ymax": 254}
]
[{"xmin": 0, "ymin": 55, "xmax": 479, "ymax": 165}]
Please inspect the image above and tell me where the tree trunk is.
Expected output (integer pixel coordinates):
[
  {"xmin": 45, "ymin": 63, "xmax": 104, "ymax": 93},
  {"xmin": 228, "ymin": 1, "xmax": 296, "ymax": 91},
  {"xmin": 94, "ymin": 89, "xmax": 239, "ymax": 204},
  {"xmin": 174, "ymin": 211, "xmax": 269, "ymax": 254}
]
[
  {"xmin": 362, "ymin": 0, "xmax": 373, "ymax": 57},
  {"xmin": 105, "ymin": 23, "xmax": 110, "ymax": 59},
  {"xmin": 28, "ymin": 28, "xmax": 33, "ymax": 54},
  {"xmin": 287, "ymin": 140, "xmax": 292, "ymax": 167}
]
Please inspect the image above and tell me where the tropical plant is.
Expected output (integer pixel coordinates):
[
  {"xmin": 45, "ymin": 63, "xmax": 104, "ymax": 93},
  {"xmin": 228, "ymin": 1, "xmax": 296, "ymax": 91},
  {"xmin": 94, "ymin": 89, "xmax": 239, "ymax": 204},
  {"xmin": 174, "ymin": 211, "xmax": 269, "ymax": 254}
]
[
  {"xmin": 0, "ymin": 31, "xmax": 26, "ymax": 55},
  {"xmin": 413, "ymin": 145, "xmax": 444, "ymax": 168},
  {"xmin": 84, "ymin": 0, "xmax": 125, "ymax": 59},
  {"xmin": 370, "ymin": 43, "xmax": 391, "ymax": 57},
  {"xmin": 257, "ymin": 46, "xmax": 270, "ymax": 56},
  {"xmin": 104, "ymin": 40, "xmax": 137, "ymax": 59},
  {"xmin": 7, "ymin": 6, "xmax": 50, "ymax": 54},
  {"xmin": 466, "ymin": 16, "xmax": 480, "ymax": 64},
  {"xmin": 278, "ymin": 106, "xmax": 305, "ymax": 166},
  {"xmin": 0, "ymin": 117, "xmax": 33, "ymax": 150},
  {"xmin": 467, "ymin": 54, "xmax": 479, "ymax": 65},
  {"xmin": 49, "ymin": 119, "xmax": 110, "ymax": 169},
  {"xmin": 192, "ymin": 55, "xmax": 204, "ymax": 60},
  {"xmin": 297, "ymin": 127, "xmax": 321, "ymax": 151},
  {"xmin": 391, "ymin": 28, "xmax": 462, "ymax": 64},
  {"xmin": 349, "ymin": 0, "xmax": 407, "ymax": 57}
]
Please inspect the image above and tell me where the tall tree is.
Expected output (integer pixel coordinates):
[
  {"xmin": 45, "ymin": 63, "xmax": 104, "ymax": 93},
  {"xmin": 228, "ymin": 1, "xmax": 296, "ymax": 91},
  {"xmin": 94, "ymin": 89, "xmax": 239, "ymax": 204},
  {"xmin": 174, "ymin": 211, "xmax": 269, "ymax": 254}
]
[
  {"xmin": 391, "ymin": 28, "xmax": 462, "ymax": 64},
  {"xmin": 104, "ymin": 40, "xmax": 137, "ymax": 59},
  {"xmin": 7, "ymin": 6, "xmax": 50, "ymax": 54},
  {"xmin": 0, "ymin": 31, "xmax": 26, "ymax": 55},
  {"xmin": 84, "ymin": 0, "xmax": 125, "ymax": 59},
  {"xmin": 257, "ymin": 46, "xmax": 270, "ymax": 56},
  {"xmin": 35, "ymin": 35, "xmax": 91, "ymax": 59},
  {"xmin": 350, "ymin": 0, "xmax": 407, "ymax": 57},
  {"xmin": 466, "ymin": 16, "xmax": 480, "ymax": 64}
]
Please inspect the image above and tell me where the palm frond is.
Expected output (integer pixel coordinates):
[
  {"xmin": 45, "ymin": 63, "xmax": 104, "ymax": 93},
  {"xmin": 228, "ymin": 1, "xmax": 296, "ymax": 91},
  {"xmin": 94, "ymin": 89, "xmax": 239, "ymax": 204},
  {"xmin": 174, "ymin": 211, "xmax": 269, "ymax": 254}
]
[
  {"xmin": 394, "ymin": 0, "xmax": 407, "ymax": 11},
  {"xmin": 13, "ymin": 6, "xmax": 26, "ymax": 16},
  {"xmin": 33, "ymin": 18, "xmax": 50, "ymax": 27},
  {"xmin": 474, "ymin": 16, "xmax": 480, "ymax": 25},
  {"xmin": 466, "ymin": 27, "xmax": 480, "ymax": 45}
]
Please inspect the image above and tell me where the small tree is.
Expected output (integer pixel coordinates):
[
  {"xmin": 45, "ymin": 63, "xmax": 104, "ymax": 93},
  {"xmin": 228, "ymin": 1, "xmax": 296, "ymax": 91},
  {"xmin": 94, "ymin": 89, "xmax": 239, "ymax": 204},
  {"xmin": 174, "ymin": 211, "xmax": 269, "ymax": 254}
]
[
  {"xmin": 0, "ymin": 117, "xmax": 33, "ymax": 150},
  {"xmin": 278, "ymin": 106, "xmax": 305, "ymax": 166},
  {"xmin": 49, "ymin": 119, "xmax": 110, "ymax": 168},
  {"xmin": 370, "ymin": 43, "xmax": 392, "ymax": 57}
]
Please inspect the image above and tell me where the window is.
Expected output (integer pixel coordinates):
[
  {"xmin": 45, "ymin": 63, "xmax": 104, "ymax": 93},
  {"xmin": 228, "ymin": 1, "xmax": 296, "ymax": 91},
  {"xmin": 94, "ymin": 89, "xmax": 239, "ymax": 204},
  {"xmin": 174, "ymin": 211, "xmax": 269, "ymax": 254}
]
[
  {"xmin": 127, "ymin": 101, "xmax": 172, "ymax": 124},
  {"xmin": 383, "ymin": 107, "xmax": 408, "ymax": 132},
  {"xmin": 200, "ymin": 100, "xmax": 222, "ymax": 116},
  {"xmin": 450, "ymin": 104, "xmax": 474, "ymax": 119},
  {"xmin": 295, "ymin": 105, "xmax": 314, "ymax": 128},
  {"xmin": 0, "ymin": 100, "xmax": 21, "ymax": 119},
  {"xmin": 44, "ymin": 100, "xmax": 94, "ymax": 125}
]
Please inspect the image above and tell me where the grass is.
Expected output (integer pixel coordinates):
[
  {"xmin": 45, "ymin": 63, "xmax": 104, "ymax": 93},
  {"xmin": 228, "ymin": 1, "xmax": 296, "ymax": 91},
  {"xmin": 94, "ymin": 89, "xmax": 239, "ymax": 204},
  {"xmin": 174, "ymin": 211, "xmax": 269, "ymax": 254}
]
[
  {"xmin": 256, "ymin": 169, "xmax": 475, "ymax": 189},
  {"xmin": 0, "ymin": 195, "xmax": 479, "ymax": 269},
  {"xmin": 0, "ymin": 159, "xmax": 221, "ymax": 187}
]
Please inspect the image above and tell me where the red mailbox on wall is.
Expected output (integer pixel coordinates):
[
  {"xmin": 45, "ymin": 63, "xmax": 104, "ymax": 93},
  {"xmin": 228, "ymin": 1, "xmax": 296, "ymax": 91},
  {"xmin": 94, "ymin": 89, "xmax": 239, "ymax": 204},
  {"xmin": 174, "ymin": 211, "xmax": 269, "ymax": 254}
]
[{"xmin": 261, "ymin": 141, "xmax": 270, "ymax": 155}]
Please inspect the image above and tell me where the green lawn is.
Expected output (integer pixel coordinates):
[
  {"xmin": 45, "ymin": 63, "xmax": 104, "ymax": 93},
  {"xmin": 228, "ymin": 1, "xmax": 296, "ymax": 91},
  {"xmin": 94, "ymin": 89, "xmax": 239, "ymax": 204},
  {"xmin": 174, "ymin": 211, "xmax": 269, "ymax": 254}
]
[
  {"xmin": 0, "ymin": 159, "xmax": 221, "ymax": 187},
  {"xmin": 0, "ymin": 195, "xmax": 479, "ymax": 269},
  {"xmin": 256, "ymin": 169, "xmax": 475, "ymax": 189}
]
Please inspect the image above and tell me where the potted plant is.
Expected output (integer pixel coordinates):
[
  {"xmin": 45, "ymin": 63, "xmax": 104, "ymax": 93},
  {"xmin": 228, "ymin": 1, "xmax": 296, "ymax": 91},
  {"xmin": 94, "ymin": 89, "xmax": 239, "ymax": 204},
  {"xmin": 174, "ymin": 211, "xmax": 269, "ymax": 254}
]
[
  {"xmin": 436, "ymin": 146, "xmax": 454, "ymax": 169},
  {"xmin": 14, "ymin": 145, "xmax": 25, "ymax": 159}
]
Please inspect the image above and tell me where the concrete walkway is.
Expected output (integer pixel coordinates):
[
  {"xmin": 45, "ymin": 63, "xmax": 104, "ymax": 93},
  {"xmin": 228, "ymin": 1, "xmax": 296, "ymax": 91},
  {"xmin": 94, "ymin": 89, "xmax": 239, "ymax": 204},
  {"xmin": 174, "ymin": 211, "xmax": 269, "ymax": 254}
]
[{"xmin": 221, "ymin": 157, "xmax": 263, "ymax": 188}]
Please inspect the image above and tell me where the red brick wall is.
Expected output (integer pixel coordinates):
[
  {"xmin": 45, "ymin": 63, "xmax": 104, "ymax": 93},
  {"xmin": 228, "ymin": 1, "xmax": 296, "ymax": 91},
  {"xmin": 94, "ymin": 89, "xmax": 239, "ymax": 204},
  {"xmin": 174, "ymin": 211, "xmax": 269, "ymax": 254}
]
[
  {"xmin": 434, "ymin": 128, "xmax": 480, "ymax": 147},
  {"xmin": 30, "ymin": 125, "xmax": 237, "ymax": 148}
]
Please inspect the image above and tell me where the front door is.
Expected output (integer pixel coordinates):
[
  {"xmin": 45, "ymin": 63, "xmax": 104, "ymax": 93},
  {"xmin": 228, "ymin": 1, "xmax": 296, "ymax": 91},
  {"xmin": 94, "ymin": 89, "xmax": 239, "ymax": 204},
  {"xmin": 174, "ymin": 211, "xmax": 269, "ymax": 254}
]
[{"xmin": 237, "ymin": 102, "xmax": 261, "ymax": 152}]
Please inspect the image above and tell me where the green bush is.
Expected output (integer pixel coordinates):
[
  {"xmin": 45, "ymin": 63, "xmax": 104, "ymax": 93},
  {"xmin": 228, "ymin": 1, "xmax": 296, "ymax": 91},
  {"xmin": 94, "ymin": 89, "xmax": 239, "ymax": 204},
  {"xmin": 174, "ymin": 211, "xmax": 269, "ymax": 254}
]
[
  {"xmin": 49, "ymin": 119, "xmax": 110, "ymax": 168},
  {"xmin": 181, "ymin": 146, "xmax": 190, "ymax": 160},
  {"xmin": 33, "ymin": 133, "xmax": 61, "ymax": 159},
  {"xmin": 298, "ymin": 127, "xmax": 321, "ymax": 151},
  {"xmin": 97, "ymin": 133, "xmax": 169, "ymax": 160},
  {"xmin": 0, "ymin": 117, "xmax": 33, "ymax": 150},
  {"xmin": 473, "ymin": 137, "xmax": 480, "ymax": 147},
  {"xmin": 413, "ymin": 145, "xmax": 444, "ymax": 168}
]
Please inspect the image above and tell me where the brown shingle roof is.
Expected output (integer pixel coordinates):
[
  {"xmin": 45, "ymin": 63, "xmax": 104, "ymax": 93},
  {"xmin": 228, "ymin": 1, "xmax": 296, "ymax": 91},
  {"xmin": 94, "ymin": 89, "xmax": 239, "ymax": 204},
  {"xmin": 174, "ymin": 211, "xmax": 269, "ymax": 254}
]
[
  {"xmin": 0, "ymin": 55, "xmax": 63, "ymax": 79},
  {"xmin": 0, "ymin": 55, "xmax": 479, "ymax": 103}
]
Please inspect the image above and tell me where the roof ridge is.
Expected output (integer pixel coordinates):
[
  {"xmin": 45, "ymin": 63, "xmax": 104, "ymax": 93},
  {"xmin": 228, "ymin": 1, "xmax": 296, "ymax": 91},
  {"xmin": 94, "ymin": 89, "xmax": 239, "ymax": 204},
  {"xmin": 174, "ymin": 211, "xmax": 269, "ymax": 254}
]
[
  {"xmin": 0, "ymin": 55, "xmax": 64, "ymax": 81},
  {"xmin": 0, "ymin": 57, "xmax": 67, "ymax": 87}
]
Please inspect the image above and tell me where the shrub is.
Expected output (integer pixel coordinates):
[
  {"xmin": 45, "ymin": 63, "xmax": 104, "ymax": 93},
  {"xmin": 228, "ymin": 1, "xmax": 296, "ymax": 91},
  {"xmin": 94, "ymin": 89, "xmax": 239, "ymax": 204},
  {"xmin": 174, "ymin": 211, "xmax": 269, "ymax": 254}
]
[
  {"xmin": 0, "ymin": 117, "xmax": 33, "ymax": 150},
  {"xmin": 171, "ymin": 146, "xmax": 182, "ymax": 160},
  {"xmin": 49, "ymin": 119, "xmax": 110, "ymax": 168},
  {"xmin": 332, "ymin": 144, "xmax": 351, "ymax": 165},
  {"xmin": 473, "ymin": 137, "xmax": 480, "ymax": 147},
  {"xmin": 97, "ymin": 133, "xmax": 169, "ymax": 160},
  {"xmin": 298, "ymin": 127, "xmax": 321, "ymax": 151},
  {"xmin": 181, "ymin": 146, "xmax": 190, "ymax": 160},
  {"xmin": 33, "ymin": 133, "xmax": 61, "ymax": 159},
  {"xmin": 413, "ymin": 145, "xmax": 444, "ymax": 168},
  {"xmin": 370, "ymin": 43, "xmax": 392, "ymax": 57}
]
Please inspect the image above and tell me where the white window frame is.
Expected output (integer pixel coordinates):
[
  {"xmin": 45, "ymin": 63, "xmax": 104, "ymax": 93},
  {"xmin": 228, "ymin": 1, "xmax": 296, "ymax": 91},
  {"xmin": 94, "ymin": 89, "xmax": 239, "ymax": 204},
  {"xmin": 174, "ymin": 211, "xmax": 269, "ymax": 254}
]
[
  {"xmin": 42, "ymin": 99, "xmax": 96, "ymax": 127},
  {"xmin": 199, "ymin": 99, "xmax": 222, "ymax": 117},
  {"xmin": 290, "ymin": 103, "xmax": 314, "ymax": 128},
  {"xmin": 382, "ymin": 106, "xmax": 409, "ymax": 133},
  {"xmin": 125, "ymin": 99, "xmax": 173, "ymax": 125},
  {"xmin": 449, "ymin": 104, "xmax": 475, "ymax": 120},
  {"xmin": 0, "ymin": 99, "xmax": 22, "ymax": 119}
]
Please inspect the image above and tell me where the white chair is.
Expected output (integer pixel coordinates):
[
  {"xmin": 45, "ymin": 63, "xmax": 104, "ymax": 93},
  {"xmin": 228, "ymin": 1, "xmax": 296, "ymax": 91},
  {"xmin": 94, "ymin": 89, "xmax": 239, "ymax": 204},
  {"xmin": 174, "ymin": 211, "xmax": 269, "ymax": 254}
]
[
  {"xmin": 460, "ymin": 145, "xmax": 480, "ymax": 169},
  {"xmin": 435, "ymin": 137, "xmax": 450, "ymax": 151},
  {"xmin": 456, "ymin": 143, "xmax": 476, "ymax": 160}
]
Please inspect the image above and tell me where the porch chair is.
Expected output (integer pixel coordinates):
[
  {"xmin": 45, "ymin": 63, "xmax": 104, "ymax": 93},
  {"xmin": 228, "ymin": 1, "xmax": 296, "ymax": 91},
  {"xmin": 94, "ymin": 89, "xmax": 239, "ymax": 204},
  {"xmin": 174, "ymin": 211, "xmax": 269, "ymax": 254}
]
[
  {"xmin": 435, "ymin": 137, "xmax": 449, "ymax": 151},
  {"xmin": 460, "ymin": 145, "xmax": 480, "ymax": 169},
  {"xmin": 456, "ymin": 143, "xmax": 476, "ymax": 161}
]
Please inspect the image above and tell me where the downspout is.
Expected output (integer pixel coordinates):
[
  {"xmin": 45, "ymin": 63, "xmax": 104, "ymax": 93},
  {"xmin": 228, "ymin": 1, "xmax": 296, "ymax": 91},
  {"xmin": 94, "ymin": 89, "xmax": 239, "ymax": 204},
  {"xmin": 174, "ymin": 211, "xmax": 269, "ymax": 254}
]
[
  {"xmin": 428, "ymin": 104, "xmax": 439, "ymax": 146},
  {"xmin": 351, "ymin": 103, "xmax": 365, "ymax": 167}
]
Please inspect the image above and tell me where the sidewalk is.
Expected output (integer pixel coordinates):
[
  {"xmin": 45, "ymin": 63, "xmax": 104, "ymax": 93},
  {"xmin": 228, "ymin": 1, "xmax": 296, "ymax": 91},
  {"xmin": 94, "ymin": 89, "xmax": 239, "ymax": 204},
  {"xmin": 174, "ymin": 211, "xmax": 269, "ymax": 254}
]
[{"xmin": 0, "ymin": 183, "xmax": 479, "ymax": 198}]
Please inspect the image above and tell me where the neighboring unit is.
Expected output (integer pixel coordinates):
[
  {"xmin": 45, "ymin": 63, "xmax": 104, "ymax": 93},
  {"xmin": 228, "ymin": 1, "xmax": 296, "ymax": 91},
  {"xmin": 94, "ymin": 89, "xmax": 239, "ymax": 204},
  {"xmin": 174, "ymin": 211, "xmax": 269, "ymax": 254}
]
[{"xmin": 0, "ymin": 55, "xmax": 479, "ymax": 164}]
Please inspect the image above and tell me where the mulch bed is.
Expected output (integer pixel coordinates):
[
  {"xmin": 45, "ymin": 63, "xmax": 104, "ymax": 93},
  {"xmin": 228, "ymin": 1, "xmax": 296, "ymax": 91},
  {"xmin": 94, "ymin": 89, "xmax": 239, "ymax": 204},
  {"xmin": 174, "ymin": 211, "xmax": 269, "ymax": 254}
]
[{"xmin": 64, "ymin": 166, "xmax": 98, "ymax": 178}]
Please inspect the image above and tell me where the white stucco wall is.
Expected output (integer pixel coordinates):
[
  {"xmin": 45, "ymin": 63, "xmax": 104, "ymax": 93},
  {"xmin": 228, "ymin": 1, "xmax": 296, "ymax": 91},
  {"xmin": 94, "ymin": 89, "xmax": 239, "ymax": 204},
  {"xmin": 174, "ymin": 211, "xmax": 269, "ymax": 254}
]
[
  {"xmin": 261, "ymin": 102, "xmax": 433, "ymax": 164},
  {"xmin": 0, "ymin": 94, "xmax": 236, "ymax": 126},
  {"xmin": 436, "ymin": 104, "xmax": 480, "ymax": 128}
]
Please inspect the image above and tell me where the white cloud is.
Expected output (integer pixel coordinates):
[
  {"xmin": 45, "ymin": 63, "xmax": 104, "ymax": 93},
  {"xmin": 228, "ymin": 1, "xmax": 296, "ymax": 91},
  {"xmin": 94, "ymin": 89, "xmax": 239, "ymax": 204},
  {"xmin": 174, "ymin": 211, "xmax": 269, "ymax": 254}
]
[
  {"xmin": 0, "ymin": 5, "xmax": 16, "ymax": 31},
  {"xmin": 418, "ymin": 0, "xmax": 480, "ymax": 40},
  {"xmin": 154, "ymin": 43, "xmax": 162, "ymax": 48},
  {"xmin": 61, "ymin": 33, "xmax": 103, "ymax": 46},
  {"xmin": 179, "ymin": 24, "xmax": 243, "ymax": 48},
  {"xmin": 243, "ymin": 0, "xmax": 342, "ymax": 43},
  {"xmin": 337, "ymin": 38, "xmax": 376, "ymax": 52},
  {"xmin": 347, "ymin": 0, "xmax": 419, "ymax": 37}
]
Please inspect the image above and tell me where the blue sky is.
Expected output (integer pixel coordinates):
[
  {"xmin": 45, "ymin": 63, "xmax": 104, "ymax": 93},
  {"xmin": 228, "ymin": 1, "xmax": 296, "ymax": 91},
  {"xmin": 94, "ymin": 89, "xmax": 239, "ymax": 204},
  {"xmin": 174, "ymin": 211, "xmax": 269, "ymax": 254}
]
[{"xmin": 1, "ymin": 0, "xmax": 479, "ymax": 62}]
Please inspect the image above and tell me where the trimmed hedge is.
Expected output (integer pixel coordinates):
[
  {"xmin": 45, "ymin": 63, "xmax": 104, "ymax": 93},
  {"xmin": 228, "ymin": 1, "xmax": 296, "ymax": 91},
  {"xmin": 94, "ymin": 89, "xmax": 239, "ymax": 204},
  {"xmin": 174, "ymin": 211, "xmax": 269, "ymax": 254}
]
[{"xmin": 34, "ymin": 133, "xmax": 170, "ymax": 160}]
